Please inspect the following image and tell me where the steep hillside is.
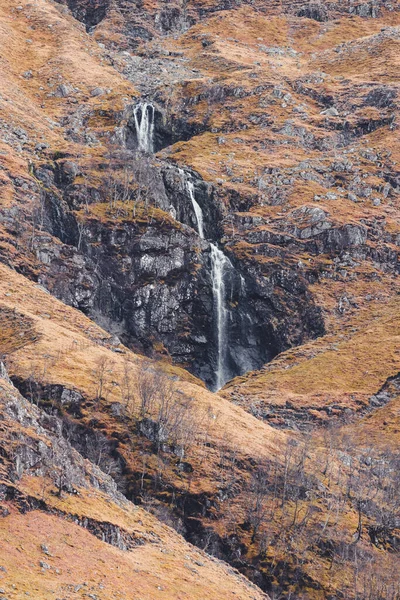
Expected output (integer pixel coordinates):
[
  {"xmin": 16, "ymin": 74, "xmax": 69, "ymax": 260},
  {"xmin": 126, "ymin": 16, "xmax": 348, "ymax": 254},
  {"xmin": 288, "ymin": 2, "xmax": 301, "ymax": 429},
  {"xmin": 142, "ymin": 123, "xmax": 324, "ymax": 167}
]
[
  {"xmin": 0, "ymin": 0, "xmax": 400, "ymax": 598},
  {"xmin": 0, "ymin": 373, "xmax": 269, "ymax": 600}
]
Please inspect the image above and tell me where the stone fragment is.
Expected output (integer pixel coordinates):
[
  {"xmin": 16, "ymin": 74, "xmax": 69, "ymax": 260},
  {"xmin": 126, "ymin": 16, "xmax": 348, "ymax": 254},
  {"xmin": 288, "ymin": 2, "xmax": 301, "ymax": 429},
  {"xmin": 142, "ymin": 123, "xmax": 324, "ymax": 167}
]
[
  {"xmin": 320, "ymin": 106, "xmax": 339, "ymax": 117},
  {"xmin": 55, "ymin": 84, "xmax": 74, "ymax": 98},
  {"xmin": 91, "ymin": 87, "xmax": 105, "ymax": 97}
]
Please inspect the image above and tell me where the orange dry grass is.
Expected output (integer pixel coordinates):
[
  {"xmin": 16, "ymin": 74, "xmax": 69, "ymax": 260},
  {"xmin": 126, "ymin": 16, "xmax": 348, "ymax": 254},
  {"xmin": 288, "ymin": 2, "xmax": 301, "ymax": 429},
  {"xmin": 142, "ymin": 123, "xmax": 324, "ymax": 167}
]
[
  {"xmin": 162, "ymin": 10, "xmax": 400, "ymax": 261},
  {"xmin": 0, "ymin": 505, "xmax": 268, "ymax": 600},
  {"xmin": 0, "ymin": 0, "xmax": 137, "ymax": 186},
  {"xmin": 225, "ymin": 284, "xmax": 400, "ymax": 416},
  {"xmin": 312, "ymin": 32, "xmax": 400, "ymax": 82},
  {"xmin": 0, "ymin": 307, "xmax": 38, "ymax": 354}
]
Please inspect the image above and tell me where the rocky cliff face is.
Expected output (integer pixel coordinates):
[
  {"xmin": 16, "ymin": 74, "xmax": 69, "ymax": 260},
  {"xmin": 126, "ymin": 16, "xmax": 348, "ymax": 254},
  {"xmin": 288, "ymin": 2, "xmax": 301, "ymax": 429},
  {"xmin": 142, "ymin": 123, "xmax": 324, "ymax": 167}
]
[
  {"xmin": 32, "ymin": 154, "xmax": 324, "ymax": 389},
  {"xmin": 54, "ymin": 0, "xmax": 399, "ymax": 42}
]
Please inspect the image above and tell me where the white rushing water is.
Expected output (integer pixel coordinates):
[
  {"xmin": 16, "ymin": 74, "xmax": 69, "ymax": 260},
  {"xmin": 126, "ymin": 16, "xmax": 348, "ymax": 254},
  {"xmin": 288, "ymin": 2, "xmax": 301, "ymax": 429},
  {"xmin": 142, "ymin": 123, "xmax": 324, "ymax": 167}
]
[
  {"xmin": 210, "ymin": 243, "xmax": 232, "ymax": 391},
  {"xmin": 187, "ymin": 180, "xmax": 205, "ymax": 239},
  {"xmin": 181, "ymin": 171, "xmax": 233, "ymax": 390},
  {"xmin": 133, "ymin": 102, "xmax": 154, "ymax": 153}
]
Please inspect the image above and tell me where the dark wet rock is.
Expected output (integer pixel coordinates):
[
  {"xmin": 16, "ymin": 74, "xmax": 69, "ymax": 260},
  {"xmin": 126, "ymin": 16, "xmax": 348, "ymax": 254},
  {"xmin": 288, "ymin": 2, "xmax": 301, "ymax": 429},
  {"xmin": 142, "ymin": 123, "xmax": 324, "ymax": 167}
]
[
  {"xmin": 56, "ymin": 161, "xmax": 80, "ymax": 185},
  {"xmin": 177, "ymin": 461, "xmax": 193, "ymax": 473},
  {"xmin": 161, "ymin": 164, "xmax": 223, "ymax": 242},
  {"xmin": 364, "ymin": 86, "xmax": 397, "ymax": 109},
  {"xmin": 156, "ymin": 6, "xmax": 184, "ymax": 33},
  {"xmin": 349, "ymin": 1, "xmax": 380, "ymax": 17},
  {"xmin": 54, "ymin": 0, "xmax": 109, "ymax": 30},
  {"xmin": 297, "ymin": 3, "xmax": 329, "ymax": 21},
  {"xmin": 33, "ymin": 168, "xmax": 324, "ymax": 389}
]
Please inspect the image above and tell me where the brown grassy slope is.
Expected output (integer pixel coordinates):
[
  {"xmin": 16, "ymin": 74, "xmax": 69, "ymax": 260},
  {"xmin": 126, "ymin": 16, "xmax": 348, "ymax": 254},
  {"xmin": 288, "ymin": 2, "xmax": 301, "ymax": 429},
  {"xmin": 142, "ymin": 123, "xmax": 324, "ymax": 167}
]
[
  {"xmin": 0, "ymin": 510, "xmax": 252, "ymax": 600},
  {"xmin": 0, "ymin": 259, "xmax": 283, "ymax": 596},
  {"xmin": 0, "ymin": 379, "xmax": 269, "ymax": 600},
  {"xmin": 0, "ymin": 1, "xmax": 399, "ymax": 597},
  {"xmin": 160, "ymin": 8, "xmax": 400, "ymax": 302},
  {"xmin": 0, "ymin": 0, "xmax": 141, "ymax": 273},
  {"xmin": 162, "ymin": 8, "xmax": 400, "ymax": 171},
  {"xmin": 0, "ymin": 0, "xmax": 134, "ymax": 154},
  {"xmin": 1, "ymin": 510, "xmax": 267, "ymax": 600},
  {"xmin": 2, "ymin": 266, "xmax": 398, "ymax": 600},
  {"xmin": 223, "ymin": 288, "xmax": 400, "ymax": 418}
]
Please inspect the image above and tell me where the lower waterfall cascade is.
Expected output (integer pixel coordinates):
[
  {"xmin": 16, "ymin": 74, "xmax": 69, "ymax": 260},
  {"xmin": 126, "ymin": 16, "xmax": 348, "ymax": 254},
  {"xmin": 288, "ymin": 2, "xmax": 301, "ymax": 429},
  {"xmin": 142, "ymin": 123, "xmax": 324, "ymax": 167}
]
[
  {"xmin": 133, "ymin": 102, "xmax": 155, "ymax": 153},
  {"xmin": 182, "ymin": 171, "xmax": 235, "ymax": 391},
  {"xmin": 210, "ymin": 244, "xmax": 233, "ymax": 391}
]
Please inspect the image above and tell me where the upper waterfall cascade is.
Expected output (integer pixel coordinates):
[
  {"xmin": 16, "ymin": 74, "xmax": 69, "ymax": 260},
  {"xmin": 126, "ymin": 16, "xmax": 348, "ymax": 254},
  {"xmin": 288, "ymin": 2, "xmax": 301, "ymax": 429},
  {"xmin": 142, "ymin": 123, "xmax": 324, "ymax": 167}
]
[
  {"xmin": 187, "ymin": 180, "xmax": 205, "ymax": 239},
  {"xmin": 134, "ymin": 102, "xmax": 155, "ymax": 153}
]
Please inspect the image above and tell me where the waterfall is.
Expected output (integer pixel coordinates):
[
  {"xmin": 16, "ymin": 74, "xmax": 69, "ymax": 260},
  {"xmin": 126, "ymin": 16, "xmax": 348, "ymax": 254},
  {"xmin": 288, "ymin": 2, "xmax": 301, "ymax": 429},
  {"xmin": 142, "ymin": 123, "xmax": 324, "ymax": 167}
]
[
  {"xmin": 133, "ymin": 102, "xmax": 154, "ymax": 153},
  {"xmin": 180, "ymin": 168, "xmax": 234, "ymax": 391},
  {"xmin": 210, "ymin": 244, "xmax": 233, "ymax": 391},
  {"xmin": 187, "ymin": 180, "xmax": 205, "ymax": 239}
]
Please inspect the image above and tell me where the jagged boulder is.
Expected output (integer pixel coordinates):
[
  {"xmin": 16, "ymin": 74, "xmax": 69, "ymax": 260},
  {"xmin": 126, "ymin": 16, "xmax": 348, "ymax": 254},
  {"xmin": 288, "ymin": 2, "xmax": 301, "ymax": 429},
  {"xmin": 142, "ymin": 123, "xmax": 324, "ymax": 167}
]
[
  {"xmin": 297, "ymin": 3, "xmax": 329, "ymax": 21},
  {"xmin": 54, "ymin": 0, "xmax": 109, "ymax": 29}
]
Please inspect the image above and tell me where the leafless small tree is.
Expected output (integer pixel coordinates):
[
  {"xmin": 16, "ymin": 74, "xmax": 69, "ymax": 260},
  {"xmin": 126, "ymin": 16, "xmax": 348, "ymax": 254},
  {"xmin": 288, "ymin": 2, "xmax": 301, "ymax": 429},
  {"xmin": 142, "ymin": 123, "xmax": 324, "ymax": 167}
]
[
  {"xmin": 136, "ymin": 365, "xmax": 159, "ymax": 419},
  {"xmin": 246, "ymin": 466, "xmax": 270, "ymax": 543},
  {"xmin": 93, "ymin": 356, "xmax": 115, "ymax": 407},
  {"xmin": 122, "ymin": 358, "xmax": 136, "ymax": 416},
  {"xmin": 136, "ymin": 366, "xmax": 201, "ymax": 458}
]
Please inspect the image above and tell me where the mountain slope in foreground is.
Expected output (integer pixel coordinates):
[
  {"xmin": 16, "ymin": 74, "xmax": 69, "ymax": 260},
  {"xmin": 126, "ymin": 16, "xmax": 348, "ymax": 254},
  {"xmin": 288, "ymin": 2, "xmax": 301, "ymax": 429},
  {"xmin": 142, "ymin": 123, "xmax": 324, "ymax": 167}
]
[{"xmin": 0, "ymin": 0, "xmax": 400, "ymax": 598}]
